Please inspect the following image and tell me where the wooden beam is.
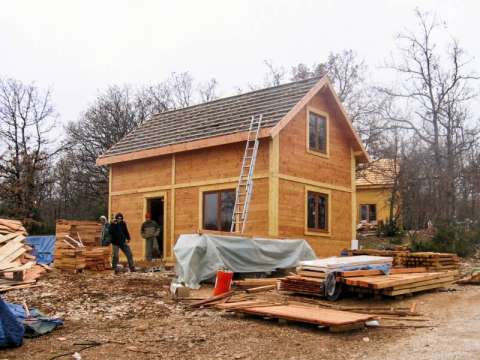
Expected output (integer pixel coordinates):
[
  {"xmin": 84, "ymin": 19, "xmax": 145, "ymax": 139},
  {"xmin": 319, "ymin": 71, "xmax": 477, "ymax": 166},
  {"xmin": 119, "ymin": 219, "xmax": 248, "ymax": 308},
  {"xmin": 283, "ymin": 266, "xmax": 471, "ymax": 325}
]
[{"xmin": 268, "ymin": 136, "xmax": 279, "ymax": 237}]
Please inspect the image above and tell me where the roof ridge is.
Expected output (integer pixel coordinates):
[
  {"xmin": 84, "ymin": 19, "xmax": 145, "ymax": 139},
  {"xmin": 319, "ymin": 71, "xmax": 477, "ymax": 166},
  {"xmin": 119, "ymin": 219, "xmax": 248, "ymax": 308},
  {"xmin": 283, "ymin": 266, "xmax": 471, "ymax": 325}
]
[{"xmin": 148, "ymin": 76, "xmax": 323, "ymax": 119}]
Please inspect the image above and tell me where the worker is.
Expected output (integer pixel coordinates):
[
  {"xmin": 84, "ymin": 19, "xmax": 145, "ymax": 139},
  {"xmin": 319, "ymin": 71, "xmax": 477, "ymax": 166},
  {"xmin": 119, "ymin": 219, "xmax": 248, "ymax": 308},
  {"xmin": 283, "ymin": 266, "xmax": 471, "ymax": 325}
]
[
  {"xmin": 141, "ymin": 212, "xmax": 160, "ymax": 262},
  {"xmin": 109, "ymin": 212, "xmax": 135, "ymax": 273},
  {"xmin": 99, "ymin": 215, "xmax": 111, "ymax": 246}
]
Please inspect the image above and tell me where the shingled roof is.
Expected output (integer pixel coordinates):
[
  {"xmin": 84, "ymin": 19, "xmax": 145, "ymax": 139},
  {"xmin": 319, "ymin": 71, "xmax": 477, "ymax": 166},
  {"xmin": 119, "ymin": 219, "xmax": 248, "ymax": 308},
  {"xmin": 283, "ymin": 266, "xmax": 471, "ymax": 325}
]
[
  {"xmin": 356, "ymin": 159, "xmax": 398, "ymax": 187},
  {"xmin": 99, "ymin": 77, "xmax": 320, "ymax": 159},
  {"xmin": 97, "ymin": 76, "xmax": 369, "ymax": 165}
]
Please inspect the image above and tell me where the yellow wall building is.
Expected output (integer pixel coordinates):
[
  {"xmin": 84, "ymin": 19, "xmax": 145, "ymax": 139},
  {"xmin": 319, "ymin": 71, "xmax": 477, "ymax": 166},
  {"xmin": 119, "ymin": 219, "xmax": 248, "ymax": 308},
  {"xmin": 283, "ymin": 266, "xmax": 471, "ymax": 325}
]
[{"xmin": 356, "ymin": 159, "xmax": 398, "ymax": 225}]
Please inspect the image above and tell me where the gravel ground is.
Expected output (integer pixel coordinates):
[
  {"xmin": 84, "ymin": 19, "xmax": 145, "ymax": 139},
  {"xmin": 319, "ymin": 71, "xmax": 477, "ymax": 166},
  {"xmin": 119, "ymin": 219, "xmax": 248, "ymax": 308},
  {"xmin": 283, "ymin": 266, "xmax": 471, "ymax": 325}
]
[{"xmin": 1, "ymin": 270, "xmax": 479, "ymax": 360}]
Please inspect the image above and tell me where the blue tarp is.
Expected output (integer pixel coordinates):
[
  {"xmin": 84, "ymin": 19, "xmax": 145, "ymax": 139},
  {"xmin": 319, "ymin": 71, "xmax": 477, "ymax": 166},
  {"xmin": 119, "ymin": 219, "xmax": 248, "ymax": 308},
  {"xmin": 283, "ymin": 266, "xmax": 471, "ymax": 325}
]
[
  {"xmin": 25, "ymin": 236, "xmax": 56, "ymax": 264},
  {"xmin": 0, "ymin": 299, "xmax": 24, "ymax": 348},
  {"xmin": 0, "ymin": 299, "xmax": 63, "ymax": 348}
]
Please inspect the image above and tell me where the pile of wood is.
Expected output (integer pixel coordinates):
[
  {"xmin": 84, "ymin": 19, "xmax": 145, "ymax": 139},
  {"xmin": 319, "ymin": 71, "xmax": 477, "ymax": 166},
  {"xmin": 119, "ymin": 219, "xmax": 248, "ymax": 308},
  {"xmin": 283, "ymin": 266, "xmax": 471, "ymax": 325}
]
[
  {"xmin": 0, "ymin": 218, "xmax": 47, "ymax": 292},
  {"xmin": 54, "ymin": 219, "xmax": 110, "ymax": 272},
  {"xmin": 85, "ymin": 247, "xmax": 111, "ymax": 270},
  {"xmin": 348, "ymin": 249, "xmax": 461, "ymax": 270},
  {"xmin": 343, "ymin": 269, "xmax": 457, "ymax": 297},
  {"xmin": 402, "ymin": 252, "xmax": 460, "ymax": 271},
  {"xmin": 278, "ymin": 275, "xmax": 324, "ymax": 295},
  {"xmin": 56, "ymin": 219, "xmax": 102, "ymax": 247}
]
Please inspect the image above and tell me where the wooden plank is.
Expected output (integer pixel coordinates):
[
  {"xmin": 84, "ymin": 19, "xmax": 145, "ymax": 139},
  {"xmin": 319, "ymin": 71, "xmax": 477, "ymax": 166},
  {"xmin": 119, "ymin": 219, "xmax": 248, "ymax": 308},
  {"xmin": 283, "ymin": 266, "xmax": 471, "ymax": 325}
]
[
  {"xmin": 245, "ymin": 285, "xmax": 276, "ymax": 294},
  {"xmin": 236, "ymin": 304, "xmax": 374, "ymax": 326},
  {"xmin": 388, "ymin": 276, "xmax": 454, "ymax": 291},
  {"xmin": 383, "ymin": 281, "xmax": 452, "ymax": 296}
]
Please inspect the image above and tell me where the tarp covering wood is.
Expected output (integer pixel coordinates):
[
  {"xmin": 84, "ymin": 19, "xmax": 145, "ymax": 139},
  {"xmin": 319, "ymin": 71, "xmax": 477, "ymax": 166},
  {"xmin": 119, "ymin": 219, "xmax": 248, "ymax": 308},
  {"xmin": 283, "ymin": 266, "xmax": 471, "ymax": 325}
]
[
  {"xmin": 25, "ymin": 236, "xmax": 56, "ymax": 265},
  {"xmin": 174, "ymin": 234, "xmax": 316, "ymax": 288}
]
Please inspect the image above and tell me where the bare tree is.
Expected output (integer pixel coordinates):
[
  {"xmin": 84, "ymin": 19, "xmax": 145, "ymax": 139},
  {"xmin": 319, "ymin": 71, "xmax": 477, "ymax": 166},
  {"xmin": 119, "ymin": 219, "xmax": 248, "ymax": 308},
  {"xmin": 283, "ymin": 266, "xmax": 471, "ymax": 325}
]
[
  {"xmin": 198, "ymin": 78, "xmax": 219, "ymax": 102},
  {"xmin": 0, "ymin": 78, "xmax": 57, "ymax": 220},
  {"xmin": 380, "ymin": 9, "xmax": 479, "ymax": 224}
]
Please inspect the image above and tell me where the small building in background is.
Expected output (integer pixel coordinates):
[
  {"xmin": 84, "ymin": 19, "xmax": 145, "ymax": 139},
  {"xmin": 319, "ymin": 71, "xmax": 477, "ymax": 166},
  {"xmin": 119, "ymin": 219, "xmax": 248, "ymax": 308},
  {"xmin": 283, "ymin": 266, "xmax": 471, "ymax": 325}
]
[{"xmin": 356, "ymin": 159, "xmax": 399, "ymax": 228}]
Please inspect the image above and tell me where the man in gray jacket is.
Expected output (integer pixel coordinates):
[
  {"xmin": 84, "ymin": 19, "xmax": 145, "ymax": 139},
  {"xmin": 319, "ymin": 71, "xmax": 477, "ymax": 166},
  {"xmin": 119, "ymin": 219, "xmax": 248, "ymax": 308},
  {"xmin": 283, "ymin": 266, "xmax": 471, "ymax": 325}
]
[{"xmin": 141, "ymin": 213, "xmax": 160, "ymax": 262}]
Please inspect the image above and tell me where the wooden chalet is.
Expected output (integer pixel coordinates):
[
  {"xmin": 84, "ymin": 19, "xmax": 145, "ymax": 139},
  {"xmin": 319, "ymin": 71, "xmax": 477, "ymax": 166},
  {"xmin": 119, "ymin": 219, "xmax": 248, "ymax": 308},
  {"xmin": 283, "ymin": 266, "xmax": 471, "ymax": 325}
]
[{"xmin": 97, "ymin": 76, "xmax": 369, "ymax": 261}]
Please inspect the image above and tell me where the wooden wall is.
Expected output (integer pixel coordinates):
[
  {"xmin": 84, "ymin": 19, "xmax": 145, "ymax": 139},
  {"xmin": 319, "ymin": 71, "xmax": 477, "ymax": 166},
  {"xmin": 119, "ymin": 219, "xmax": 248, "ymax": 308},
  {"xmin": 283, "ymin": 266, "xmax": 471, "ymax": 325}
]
[
  {"xmin": 109, "ymin": 140, "xmax": 270, "ymax": 261},
  {"xmin": 276, "ymin": 90, "xmax": 355, "ymax": 257},
  {"xmin": 356, "ymin": 186, "xmax": 394, "ymax": 223}
]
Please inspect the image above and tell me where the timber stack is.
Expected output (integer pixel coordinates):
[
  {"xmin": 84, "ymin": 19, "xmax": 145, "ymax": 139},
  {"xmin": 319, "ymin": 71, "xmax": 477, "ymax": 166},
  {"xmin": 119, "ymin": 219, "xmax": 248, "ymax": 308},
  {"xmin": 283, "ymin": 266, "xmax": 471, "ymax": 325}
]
[
  {"xmin": 54, "ymin": 220, "xmax": 110, "ymax": 272},
  {"xmin": 348, "ymin": 249, "xmax": 460, "ymax": 270},
  {"xmin": 278, "ymin": 256, "xmax": 457, "ymax": 299},
  {"xmin": 0, "ymin": 218, "xmax": 47, "ymax": 292}
]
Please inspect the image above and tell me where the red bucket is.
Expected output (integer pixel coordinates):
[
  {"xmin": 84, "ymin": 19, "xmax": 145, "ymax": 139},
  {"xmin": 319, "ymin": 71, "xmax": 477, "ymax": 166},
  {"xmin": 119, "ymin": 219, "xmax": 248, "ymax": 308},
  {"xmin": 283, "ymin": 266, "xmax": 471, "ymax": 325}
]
[{"xmin": 213, "ymin": 269, "xmax": 233, "ymax": 296}]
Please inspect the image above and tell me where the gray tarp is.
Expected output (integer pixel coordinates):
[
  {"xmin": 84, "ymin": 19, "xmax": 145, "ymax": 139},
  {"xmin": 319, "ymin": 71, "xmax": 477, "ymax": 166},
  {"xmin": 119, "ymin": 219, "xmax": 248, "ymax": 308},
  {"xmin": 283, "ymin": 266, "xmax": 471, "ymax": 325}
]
[{"xmin": 174, "ymin": 234, "xmax": 316, "ymax": 288}]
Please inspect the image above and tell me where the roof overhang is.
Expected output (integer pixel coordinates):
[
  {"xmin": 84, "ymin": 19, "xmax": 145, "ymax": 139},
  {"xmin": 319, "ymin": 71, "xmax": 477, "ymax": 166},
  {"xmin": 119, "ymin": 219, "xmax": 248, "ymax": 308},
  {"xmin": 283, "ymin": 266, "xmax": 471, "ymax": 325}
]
[{"xmin": 96, "ymin": 128, "xmax": 271, "ymax": 166}]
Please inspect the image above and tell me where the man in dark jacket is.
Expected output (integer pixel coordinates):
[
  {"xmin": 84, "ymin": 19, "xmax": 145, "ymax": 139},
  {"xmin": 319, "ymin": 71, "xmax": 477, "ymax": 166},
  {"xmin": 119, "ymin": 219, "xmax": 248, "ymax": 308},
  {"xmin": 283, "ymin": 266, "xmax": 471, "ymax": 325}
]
[
  {"xmin": 109, "ymin": 213, "xmax": 135, "ymax": 273},
  {"xmin": 141, "ymin": 212, "xmax": 160, "ymax": 262}
]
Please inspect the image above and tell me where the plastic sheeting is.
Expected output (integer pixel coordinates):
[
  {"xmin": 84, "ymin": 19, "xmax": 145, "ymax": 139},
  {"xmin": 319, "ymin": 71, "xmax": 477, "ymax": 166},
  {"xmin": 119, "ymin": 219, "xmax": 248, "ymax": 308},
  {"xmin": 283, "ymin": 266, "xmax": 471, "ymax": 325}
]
[
  {"xmin": 26, "ymin": 236, "xmax": 56, "ymax": 264},
  {"xmin": 174, "ymin": 234, "xmax": 316, "ymax": 288},
  {"xmin": 0, "ymin": 299, "xmax": 63, "ymax": 348},
  {"xmin": 0, "ymin": 299, "xmax": 24, "ymax": 348}
]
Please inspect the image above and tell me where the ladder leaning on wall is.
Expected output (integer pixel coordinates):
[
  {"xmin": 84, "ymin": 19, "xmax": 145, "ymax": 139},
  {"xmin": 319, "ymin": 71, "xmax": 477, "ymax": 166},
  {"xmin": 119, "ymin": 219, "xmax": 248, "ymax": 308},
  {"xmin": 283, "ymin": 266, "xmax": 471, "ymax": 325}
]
[{"xmin": 230, "ymin": 115, "xmax": 263, "ymax": 233}]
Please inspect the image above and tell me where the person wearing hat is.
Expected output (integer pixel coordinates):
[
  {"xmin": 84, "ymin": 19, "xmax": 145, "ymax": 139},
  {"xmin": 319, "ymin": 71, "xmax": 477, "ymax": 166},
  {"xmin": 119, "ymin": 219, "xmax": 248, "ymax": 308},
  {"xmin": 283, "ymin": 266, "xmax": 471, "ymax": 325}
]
[
  {"xmin": 141, "ymin": 212, "xmax": 160, "ymax": 262},
  {"xmin": 99, "ymin": 215, "xmax": 111, "ymax": 247},
  {"xmin": 109, "ymin": 212, "xmax": 135, "ymax": 273}
]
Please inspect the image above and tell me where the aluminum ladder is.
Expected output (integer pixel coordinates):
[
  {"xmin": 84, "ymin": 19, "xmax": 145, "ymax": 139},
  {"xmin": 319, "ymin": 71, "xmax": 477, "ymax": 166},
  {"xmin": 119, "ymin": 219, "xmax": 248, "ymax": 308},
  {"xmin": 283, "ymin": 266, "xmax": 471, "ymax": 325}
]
[{"xmin": 230, "ymin": 114, "xmax": 263, "ymax": 233}]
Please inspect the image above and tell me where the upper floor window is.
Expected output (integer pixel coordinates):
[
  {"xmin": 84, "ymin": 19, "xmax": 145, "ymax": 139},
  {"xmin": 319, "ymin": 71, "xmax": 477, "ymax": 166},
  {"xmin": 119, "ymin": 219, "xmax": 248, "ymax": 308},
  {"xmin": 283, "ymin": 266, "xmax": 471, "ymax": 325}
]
[{"xmin": 308, "ymin": 111, "xmax": 327, "ymax": 154}]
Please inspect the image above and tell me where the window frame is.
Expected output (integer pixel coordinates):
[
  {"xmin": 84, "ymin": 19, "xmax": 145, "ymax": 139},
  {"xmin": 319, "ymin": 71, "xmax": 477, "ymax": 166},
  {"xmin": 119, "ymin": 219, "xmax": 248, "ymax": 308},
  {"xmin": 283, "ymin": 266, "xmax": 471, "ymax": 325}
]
[
  {"xmin": 200, "ymin": 187, "xmax": 236, "ymax": 232},
  {"xmin": 306, "ymin": 107, "xmax": 329, "ymax": 158},
  {"xmin": 359, "ymin": 204, "xmax": 377, "ymax": 223},
  {"xmin": 304, "ymin": 185, "xmax": 331, "ymax": 237}
]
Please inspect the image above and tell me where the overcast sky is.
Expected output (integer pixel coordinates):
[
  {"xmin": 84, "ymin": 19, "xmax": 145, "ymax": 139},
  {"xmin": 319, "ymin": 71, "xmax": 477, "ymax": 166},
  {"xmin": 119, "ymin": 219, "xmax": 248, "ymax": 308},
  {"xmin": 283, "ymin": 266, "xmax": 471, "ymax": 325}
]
[{"xmin": 0, "ymin": 0, "xmax": 478, "ymax": 130}]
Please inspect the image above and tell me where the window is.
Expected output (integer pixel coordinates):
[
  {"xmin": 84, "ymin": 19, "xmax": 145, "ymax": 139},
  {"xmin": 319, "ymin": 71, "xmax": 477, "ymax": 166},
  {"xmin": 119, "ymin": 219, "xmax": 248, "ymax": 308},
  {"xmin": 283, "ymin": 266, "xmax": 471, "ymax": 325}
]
[
  {"xmin": 307, "ymin": 191, "xmax": 329, "ymax": 231},
  {"xmin": 360, "ymin": 204, "xmax": 377, "ymax": 223},
  {"xmin": 203, "ymin": 189, "xmax": 235, "ymax": 231},
  {"xmin": 308, "ymin": 111, "xmax": 327, "ymax": 154}
]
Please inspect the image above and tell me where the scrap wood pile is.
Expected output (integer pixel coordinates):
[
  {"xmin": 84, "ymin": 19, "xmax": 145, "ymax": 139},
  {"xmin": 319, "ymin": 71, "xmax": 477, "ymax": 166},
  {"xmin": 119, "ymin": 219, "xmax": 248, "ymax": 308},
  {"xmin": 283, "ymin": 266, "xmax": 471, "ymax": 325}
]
[
  {"xmin": 0, "ymin": 218, "xmax": 48, "ymax": 292},
  {"xmin": 54, "ymin": 219, "xmax": 111, "ymax": 272},
  {"xmin": 349, "ymin": 249, "xmax": 460, "ymax": 271}
]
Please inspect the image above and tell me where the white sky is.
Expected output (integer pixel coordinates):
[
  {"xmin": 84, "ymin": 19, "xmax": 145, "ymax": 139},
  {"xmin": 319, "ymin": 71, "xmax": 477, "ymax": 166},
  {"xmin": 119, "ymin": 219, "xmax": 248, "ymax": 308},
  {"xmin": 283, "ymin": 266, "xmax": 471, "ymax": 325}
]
[{"xmin": 0, "ymin": 0, "xmax": 479, "ymax": 131}]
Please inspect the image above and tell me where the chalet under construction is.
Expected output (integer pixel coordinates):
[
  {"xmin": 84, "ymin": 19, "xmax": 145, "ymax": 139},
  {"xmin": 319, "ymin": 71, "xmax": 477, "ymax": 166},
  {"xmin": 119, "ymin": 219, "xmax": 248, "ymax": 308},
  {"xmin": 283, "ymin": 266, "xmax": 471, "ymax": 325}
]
[{"xmin": 97, "ymin": 76, "xmax": 369, "ymax": 261}]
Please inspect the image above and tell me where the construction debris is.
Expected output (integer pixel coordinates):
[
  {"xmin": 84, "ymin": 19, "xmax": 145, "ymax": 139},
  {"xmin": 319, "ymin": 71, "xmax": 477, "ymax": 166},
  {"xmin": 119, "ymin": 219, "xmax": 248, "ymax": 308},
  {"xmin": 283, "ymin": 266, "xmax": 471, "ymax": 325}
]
[
  {"xmin": 457, "ymin": 268, "xmax": 480, "ymax": 285},
  {"xmin": 0, "ymin": 219, "xmax": 46, "ymax": 292},
  {"xmin": 54, "ymin": 220, "xmax": 111, "ymax": 272}
]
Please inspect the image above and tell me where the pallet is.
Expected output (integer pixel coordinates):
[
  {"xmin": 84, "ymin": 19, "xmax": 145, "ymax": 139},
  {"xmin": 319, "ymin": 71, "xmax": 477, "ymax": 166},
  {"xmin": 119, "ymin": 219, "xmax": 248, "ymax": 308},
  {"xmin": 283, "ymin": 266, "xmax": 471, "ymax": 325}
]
[{"xmin": 219, "ymin": 301, "xmax": 372, "ymax": 332}]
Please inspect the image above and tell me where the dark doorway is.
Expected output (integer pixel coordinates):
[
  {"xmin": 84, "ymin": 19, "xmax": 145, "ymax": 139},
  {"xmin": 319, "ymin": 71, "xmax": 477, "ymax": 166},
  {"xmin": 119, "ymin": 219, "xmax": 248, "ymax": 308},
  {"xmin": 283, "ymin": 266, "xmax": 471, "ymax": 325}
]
[{"xmin": 148, "ymin": 197, "xmax": 164, "ymax": 259}]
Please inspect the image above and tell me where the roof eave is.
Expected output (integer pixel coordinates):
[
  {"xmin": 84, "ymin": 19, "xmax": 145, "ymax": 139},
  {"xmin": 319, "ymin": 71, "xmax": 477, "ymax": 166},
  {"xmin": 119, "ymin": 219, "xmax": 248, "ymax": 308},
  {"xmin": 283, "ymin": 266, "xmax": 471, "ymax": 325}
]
[{"xmin": 96, "ymin": 128, "xmax": 272, "ymax": 166}]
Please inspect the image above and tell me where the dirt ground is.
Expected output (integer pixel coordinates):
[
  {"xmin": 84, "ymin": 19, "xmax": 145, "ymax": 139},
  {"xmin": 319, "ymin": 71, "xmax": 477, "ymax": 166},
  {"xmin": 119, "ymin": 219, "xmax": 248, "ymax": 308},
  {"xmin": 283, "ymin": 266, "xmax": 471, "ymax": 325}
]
[{"xmin": 1, "ymin": 270, "xmax": 480, "ymax": 360}]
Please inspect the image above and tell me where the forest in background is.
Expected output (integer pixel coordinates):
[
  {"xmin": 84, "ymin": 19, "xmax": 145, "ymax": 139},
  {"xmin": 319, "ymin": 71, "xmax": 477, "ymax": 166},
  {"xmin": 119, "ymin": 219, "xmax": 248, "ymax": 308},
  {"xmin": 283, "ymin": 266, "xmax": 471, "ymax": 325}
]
[{"xmin": 1, "ymin": 10, "xmax": 479, "ymax": 254}]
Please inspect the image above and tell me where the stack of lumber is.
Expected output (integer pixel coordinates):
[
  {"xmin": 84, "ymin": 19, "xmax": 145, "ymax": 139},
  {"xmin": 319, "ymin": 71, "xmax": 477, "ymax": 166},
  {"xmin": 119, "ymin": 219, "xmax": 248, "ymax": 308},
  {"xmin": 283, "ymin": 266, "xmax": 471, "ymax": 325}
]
[
  {"xmin": 0, "ymin": 218, "xmax": 47, "ymax": 291},
  {"xmin": 232, "ymin": 278, "xmax": 281, "ymax": 288},
  {"xmin": 55, "ymin": 219, "xmax": 102, "ymax": 247},
  {"xmin": 348, "ymin": 249, "xmax": 409, "ymax": 267},
  {"xmin": 279, "ymin": 275, "xmax": 324, "ymax": 295},
  {"xmin": 403, "ymin": 252, "xmax": 460, "ymax": 271},
  {"xmin": 299, "ymin": 255, "xmax": 393, "ymax": 272},
  {"xmin": 348, "ymin": 249, "xmax": 461, "ymax": 270},
  {"xmin": 342, "ymin": 269, "xmax": 457, "ymax": 297},
  {"xmin": 55, "ymin": 219, "xmax": 110, "ymax": 272},
  {"xmin": 54, "ymin": 246, "xmax": 86, "ymax": 273},
  {"xmin": 84, "ymin": 247, "xmax": 111, "ymax": 270}
]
